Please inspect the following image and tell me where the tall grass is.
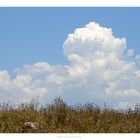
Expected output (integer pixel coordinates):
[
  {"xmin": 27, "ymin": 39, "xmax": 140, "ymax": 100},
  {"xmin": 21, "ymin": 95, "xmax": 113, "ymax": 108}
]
[{"xmin": 0, "ymin": 97, "xmax": 140, "ymax": 133}]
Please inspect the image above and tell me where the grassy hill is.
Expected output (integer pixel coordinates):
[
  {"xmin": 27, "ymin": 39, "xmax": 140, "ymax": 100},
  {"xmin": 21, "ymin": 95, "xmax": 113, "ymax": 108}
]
[{"xmin": 0, "ymin": 98, "xmax": 140, "ymax": 133}]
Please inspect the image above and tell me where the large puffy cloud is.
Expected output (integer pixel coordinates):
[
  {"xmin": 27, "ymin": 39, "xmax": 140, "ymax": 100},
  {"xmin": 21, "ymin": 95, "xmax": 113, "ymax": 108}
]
[{"xmin": 0, "ymin": 22, "xmax": 140, "ymax": 108}]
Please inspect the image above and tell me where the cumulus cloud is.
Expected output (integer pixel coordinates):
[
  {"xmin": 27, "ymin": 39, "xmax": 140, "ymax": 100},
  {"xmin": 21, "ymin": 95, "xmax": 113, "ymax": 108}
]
[{"xmin": 0, "ymin": 22, "xmax": 140, "ymax": 108}]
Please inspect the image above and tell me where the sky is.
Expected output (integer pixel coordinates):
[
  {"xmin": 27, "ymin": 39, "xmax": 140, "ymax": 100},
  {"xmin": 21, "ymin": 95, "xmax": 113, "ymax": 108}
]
[
  {"xmin": 0, "ymin": 8, "xmax": 140, "ymax": 72},
  {"xmin": 0, "ymin": 8, "xmax": 140, "ymax": 108}
]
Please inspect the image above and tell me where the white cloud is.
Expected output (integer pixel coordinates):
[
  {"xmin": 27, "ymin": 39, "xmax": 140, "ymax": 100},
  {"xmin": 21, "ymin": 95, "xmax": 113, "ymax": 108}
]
[
  {"xmin": 0, "ymin": 22, "xmax": 140, "ymax": 108},
  {"xmin": 127, "ymin": 49, "xmax": 134, "ymax": 57}
]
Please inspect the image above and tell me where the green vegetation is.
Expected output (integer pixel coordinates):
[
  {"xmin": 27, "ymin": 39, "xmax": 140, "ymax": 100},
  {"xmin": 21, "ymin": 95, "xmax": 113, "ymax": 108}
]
[{"xmin": 0, "ymin": 98, "xmax": 140, "ymax": 133}]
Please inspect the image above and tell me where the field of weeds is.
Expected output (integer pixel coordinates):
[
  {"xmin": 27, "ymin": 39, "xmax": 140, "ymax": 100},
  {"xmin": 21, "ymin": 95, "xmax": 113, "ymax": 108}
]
[{"xmin": 0, "ymin": 98, "xmax": 140, "ymax": 133}]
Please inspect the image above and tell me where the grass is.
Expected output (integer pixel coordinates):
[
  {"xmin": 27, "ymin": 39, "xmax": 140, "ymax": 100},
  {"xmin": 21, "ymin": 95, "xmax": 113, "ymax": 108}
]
[{"xmin": 0, "ymin": 97, "xmax": 140, "ymax": 133}]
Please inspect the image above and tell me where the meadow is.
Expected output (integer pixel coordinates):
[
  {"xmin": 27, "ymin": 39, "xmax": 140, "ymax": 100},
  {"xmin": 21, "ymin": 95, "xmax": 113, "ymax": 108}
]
[{"xmin": 0, "ymin": 97, "xmax": 140, "ymax": 133}]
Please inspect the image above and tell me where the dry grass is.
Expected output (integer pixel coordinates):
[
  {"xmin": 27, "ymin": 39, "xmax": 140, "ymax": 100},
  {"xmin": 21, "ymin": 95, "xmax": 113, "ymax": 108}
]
[{"xmin": 0, "ymin": 97, "xmax": 140, "ymax": 133}]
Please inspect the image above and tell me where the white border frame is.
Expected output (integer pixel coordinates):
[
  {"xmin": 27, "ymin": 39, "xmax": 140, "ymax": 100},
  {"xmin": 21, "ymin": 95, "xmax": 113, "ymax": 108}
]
[
  {"xmin": 0, "ymin": 0, "xmax": 140, "ymax": 7},
  {"xmin": 0, "ymin": 134, "xmax": 140, "ymax": 140}
]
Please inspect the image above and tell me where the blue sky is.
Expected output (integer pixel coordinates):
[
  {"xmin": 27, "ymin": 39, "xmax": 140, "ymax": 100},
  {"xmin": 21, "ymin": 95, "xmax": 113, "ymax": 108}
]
[
  {"xmin": 0, "ymin": 8, "xmax": 140, "ymax": 73},
  {"xmin": 0, "ymin": 8, "xmax": 140, "ymax": 107}
]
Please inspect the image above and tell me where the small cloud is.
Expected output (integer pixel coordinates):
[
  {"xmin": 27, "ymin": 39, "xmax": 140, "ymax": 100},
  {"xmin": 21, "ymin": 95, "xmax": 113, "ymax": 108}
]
[{"xmin": 127, "ymin": 49, "xmax": 134, "ymax": 57}]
